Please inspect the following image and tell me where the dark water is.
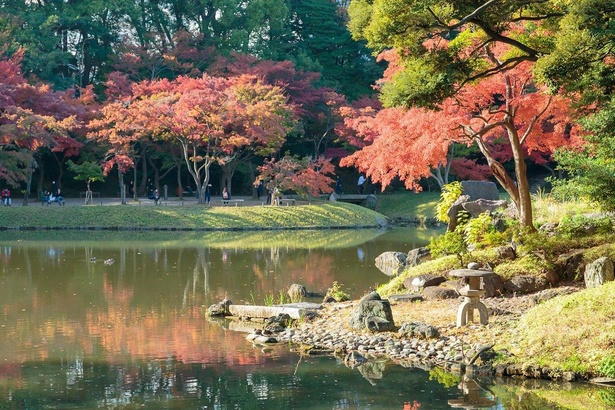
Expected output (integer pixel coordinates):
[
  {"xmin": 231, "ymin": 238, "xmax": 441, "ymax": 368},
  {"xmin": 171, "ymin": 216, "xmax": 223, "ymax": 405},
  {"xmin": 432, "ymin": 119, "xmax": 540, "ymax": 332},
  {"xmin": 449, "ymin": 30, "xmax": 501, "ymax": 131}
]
[{"xmin": 0, "ymin": 229, "xmax": 611, "ymax": 409}]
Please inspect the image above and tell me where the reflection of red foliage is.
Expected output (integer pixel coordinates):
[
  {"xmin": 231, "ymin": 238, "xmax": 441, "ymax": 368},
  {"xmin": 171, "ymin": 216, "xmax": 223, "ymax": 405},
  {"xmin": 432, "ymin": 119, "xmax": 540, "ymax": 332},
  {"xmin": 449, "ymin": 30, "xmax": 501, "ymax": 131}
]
[
  {"xmin": 0, "ymin": 363, "xmax": 22, "ymax": 380},
  {"xmin": 403, "ymin": 400, "xmax": 421, "ymax": 410},
  {"xmin": 102, "ymin": 274, "xmax": 134, "ymax": 304}
]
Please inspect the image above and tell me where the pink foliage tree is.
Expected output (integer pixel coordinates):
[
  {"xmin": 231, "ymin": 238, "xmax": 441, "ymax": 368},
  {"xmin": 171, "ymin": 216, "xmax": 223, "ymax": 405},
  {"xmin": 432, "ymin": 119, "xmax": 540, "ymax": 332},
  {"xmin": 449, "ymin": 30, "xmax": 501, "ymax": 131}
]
[{"xmin": 256, "ymin": 156, "xmax": 335, "ymax": 203}]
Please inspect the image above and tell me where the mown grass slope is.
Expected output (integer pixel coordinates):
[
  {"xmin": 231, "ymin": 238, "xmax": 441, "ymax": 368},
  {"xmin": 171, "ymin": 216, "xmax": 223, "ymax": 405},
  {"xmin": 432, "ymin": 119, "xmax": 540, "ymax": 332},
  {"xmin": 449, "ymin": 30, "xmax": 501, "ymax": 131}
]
[{"xmin": 0, "ymin": 202, "xmax": 387, "ymax": 230}]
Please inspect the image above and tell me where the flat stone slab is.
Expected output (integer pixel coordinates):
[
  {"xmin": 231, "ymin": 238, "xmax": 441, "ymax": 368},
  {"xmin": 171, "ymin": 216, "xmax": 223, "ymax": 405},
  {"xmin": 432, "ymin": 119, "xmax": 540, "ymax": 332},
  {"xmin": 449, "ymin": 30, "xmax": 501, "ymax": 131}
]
[
  {"xmin": 388, "ymin": 294, "xmax": 424, "ymax": 303},
  {"xmin": 449, "ymin": 269, "xmax": 496, "ymax": 278},
  {"xmin": 590, "ymin": 377, "xmax": 615, "ymax": 386},
  {"xmin": 276, "ymin": 302, "xmax": 322, "ymax": 309},
  {"xmin": 229, "ymin": 304, "xmax": 318, "ymax": 319}
]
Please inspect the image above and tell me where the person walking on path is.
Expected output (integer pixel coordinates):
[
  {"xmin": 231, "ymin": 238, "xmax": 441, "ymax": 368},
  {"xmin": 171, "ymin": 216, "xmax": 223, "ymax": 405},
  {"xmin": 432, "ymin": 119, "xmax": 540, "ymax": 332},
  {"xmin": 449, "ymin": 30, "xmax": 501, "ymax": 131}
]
[
  {"xmin": 357, "ymin": 174, "xmax": 366, "ymax": 195},
  {"xmin": 335, "ymin": 176, "xmax": 343, "ymax": 195},
  {"xmin": 2, "ymin": 187, "xmax": 11, "ymax": 206},
  {"xmin": 205, "ymin": 183, "xmax": 212, "ymax": 204}
]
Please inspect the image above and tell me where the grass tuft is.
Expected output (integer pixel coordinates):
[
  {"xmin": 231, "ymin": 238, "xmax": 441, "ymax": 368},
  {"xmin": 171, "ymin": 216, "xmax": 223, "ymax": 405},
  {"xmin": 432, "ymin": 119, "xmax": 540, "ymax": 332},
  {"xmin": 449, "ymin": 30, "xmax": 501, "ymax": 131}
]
[{"xmin": 508, "ymin": 281, "xmax": 615, "ymax": 375}]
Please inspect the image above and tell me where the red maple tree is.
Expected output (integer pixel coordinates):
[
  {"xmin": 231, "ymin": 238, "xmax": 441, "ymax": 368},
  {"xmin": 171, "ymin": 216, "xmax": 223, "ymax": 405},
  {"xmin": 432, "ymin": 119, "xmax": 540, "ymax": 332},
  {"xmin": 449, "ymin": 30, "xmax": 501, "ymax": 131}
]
[
  {"xmin": 341, "ymin": 44, "xmax": 583, "ymax": 229},
  {"xmin": 91, "ymin": 73, "xmax": 295, "ymax": 204},
  {"xmin": 0, "ymin": 50, "xmax": 86, "ymax": 189},
  {"xmin": 256, "ymin": 155, "xmax": 335, "ymax": 202}
]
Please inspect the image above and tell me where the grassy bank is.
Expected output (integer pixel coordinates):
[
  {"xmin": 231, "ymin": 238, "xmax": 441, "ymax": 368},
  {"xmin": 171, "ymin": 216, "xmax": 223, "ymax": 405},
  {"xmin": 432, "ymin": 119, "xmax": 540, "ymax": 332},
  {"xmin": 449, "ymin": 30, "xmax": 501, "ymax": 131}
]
[
  {"xmin": 374, "ymin": 192, "xmax": 440, "ymax": 220},
  {"xmin": 372, "ymin": 192, "xmax": 615, "ymax": 380},
  {"xmin": 0, "ymin": 202, "xmax": 388, "ymax": 230},
  {"xmin": 510, "ymin": 282, "xmax": 615, "ymax": 377}
]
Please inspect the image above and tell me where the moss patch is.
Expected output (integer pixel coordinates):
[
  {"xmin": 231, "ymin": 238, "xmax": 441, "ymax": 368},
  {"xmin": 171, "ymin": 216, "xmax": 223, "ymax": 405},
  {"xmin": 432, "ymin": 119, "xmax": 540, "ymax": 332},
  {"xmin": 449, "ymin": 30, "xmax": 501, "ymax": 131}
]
[{"xmin": 507, "ymin": 282, "xmax": 615, "ymax": 375}]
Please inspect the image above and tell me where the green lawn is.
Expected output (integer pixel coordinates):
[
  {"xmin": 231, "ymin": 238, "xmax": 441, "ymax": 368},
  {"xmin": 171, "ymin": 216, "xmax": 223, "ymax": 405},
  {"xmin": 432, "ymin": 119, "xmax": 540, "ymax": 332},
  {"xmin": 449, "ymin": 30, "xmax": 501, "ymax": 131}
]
[
  {"xmin": 0, "ymin": 202, "xmax": 387, "ymax": 230},
  {"xmin": 374, "ymin": 192, "xmax": 441, "ymax": 220}
]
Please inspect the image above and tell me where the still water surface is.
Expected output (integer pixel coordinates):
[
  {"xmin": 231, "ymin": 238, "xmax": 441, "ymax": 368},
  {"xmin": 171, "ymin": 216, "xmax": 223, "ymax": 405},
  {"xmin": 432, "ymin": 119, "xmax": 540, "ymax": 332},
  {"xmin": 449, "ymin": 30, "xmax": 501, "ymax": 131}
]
[{"xmin": 0, "ymin": 229, "xmax": 610, "ymax": 409}]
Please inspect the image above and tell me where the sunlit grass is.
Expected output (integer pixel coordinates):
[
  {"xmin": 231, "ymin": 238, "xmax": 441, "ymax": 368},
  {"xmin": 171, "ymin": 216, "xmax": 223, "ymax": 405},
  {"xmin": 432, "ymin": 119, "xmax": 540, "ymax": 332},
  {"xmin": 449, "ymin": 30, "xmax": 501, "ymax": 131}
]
[
  {"xmin": 0, "ymin": 229, "xmax": 389, "ymax": 250},
  {"xmin": 532, "ymin": 192, "xmax": 602, "ymax": 226},
  {"xmin": 506, "ymin": 282, "xmax": 615, "ymax": 375},
  {"xmin": 0, "ymin": 202, "xmax": 387, "ymax": 230},
  {"xmin": 375, "ymin": 192, "xmax": 440, "ymax": 220}
]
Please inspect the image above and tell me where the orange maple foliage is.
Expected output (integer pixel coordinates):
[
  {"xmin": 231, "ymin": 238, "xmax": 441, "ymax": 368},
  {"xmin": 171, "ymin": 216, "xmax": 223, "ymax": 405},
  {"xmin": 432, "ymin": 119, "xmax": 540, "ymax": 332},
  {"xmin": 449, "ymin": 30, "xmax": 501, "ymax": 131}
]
[
  {"xmin": 341, "ymin": 44, "xmax": 584, "ymax": 228},
  {"xmin": 0, "ymin": 50, "xmax": 87, "ymax": 186},
  {"xmin": 90, "ymin": 73, "xmax": 294, "ymax": 203},
  {"xmin": 256, "ymin": 155, "xmax": 335, "ymax": 200}
]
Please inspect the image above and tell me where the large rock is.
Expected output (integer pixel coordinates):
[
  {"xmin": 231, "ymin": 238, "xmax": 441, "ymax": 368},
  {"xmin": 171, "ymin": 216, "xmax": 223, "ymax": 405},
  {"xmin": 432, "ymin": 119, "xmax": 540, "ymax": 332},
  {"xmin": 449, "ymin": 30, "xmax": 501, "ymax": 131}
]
[
  {"xmin": 403, "ymin": 274, "xmax": 446, "ymax": 291},
  {"xmin": 349, "ymin": 291, "xmax": 395, "ymax": 332},
  {"xmin": 398, "ymin": 322, "xmax": 440, "ymax": 339},
  {"xmin": 375, "ymin": 252, "xmax": 407, "ymax": 276},
  {"xmin": 461, "ymin": 180, "xmax": 499, "ymax": 201},
  {"xmin": 462, "ymin": 199, "xmax": 509, "ymax": 217},
  {"xmin": 584, "ymin": 257, "xmax": 615, "ymax": 288},
  {"xmin": 447, "ymin": 195, "xmax": 470, "ymax": 232},
  {"xmin": 503, "ymin": 275, "xmax": 547, "ymax": 294},
  {"xmin": 446, "ymin": 182, "xmax": 505, "ymax": 231},
  {"xmin": 288, "ymin": 284, "xmax": 308, "ymax": 301},
  {"xmin": 406, "ymin": 247, "xmax": 431, "ymax": 267},
  {"xmin": 206, "ymin": 298, "xmax": 232, "ymax": 316},
  {"xmin": 421, "ymin": 286, "xmax": 459, "ymax": 300},
  {"xmin": 363, "ymin": 194, "xmax": 377, "ymax": 209},
  {"xmin": 482, "ymin": 273, "xmax": 505, "ymax": 297},
  {"xmin": 496, "ymin": 245, "xmax": 517, "ymax": 260}
]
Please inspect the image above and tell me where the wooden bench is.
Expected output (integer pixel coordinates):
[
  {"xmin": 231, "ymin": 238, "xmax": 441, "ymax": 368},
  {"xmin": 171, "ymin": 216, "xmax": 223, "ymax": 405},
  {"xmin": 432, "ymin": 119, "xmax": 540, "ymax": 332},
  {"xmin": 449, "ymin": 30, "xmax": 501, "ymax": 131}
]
[
  {"xmin": 222, "ymin": 199, "xmax": 244, "ymax": 206},
  {"xmin": 278, "ymin": 198, "xmax": 296, "ymax": 206}
]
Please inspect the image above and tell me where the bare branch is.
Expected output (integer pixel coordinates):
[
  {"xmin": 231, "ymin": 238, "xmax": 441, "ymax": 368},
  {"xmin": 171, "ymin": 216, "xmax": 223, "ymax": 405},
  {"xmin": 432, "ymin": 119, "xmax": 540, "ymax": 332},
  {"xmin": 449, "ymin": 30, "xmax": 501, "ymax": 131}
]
[
  {"xmin": 511, "ymin": 13, "xmax": 564, "ymax": 22},
  {"xmin": 520, "ymin": 95, "xmax": 552, "ymax": 145},
  {"xmin": 446, "ymin": 0, "xmax": 501, "ymax": 31}
]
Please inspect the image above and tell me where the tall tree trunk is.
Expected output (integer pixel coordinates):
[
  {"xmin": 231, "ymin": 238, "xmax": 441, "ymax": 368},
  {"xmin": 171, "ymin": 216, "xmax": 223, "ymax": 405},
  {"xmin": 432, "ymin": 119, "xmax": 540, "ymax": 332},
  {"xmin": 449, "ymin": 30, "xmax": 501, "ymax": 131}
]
[
  {"xmin": 139, "ymin": 152, "xmax": 148, "ymax": 195},
  {"xmin": 180, "ymin": 140, "xmax": 211, "ymax": 204},
  {"xmin": 176, "ymin": 165, "xmax": 184, "ymax": 199},
  {"xmin": 220, "ymin": 163, "xmax": 237, "ymax": 196},
  {"xmin": 248, "ymin": 162, "xmax": 258, "ymax": 199},
  {"xmin": 37, "ymin": 159, "xmax": 45, "ymax": 195},
  {"xmin": 508, "ymin": 126, "xmax": 534, "ymax": 231},
  {"xmin": 118, "ymin": 169, "xmax": 127, "ymax": 205},
  {"xmin": 133, "ymin": 169, "xmax": 138, "ymax": 201}
]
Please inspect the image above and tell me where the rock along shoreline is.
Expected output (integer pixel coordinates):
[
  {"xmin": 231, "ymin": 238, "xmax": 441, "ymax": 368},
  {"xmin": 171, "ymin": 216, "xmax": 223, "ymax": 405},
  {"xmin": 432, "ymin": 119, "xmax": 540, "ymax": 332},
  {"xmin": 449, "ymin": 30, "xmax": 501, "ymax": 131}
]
[{"xmin": 223, "ymin": 286, "xmax": 594, "ymax": 384}]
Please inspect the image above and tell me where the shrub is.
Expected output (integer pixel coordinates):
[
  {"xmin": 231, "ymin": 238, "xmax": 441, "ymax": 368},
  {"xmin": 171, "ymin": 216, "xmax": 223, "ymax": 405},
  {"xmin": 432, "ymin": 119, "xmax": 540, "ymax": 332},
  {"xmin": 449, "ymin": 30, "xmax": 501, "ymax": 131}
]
[
  {"xmin": 325, "ymin": 281, "xmax": 349, "ymax": 302},
  {"xmin": 428, "ymin": 230, "xmax": 468, "ymax": 267},
  {"xmin": 435, "ymin": 182, "xmax": 463, "ymax": 223},
  {"xmin": 598, "ymin": 355, "xmax": 615, "ymax": 378},
  {"xmin": 558, "ymin": 215, "xmax": 613, "ymax": 239},
  {"xmin": 463, "ymin": 211, "xmax": 496, "ymax": 248}
]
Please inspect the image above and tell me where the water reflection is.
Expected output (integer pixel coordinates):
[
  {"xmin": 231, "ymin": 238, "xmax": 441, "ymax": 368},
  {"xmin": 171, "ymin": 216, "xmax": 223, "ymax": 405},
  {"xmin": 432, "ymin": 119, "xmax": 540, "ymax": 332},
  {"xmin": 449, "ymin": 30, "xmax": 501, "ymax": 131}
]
[
  {"xmin": 0, "ymin": 229, "xmax": 609, "ymax": 409},
  {"xmin": 448, "ymin": 376, "xmax": 497, "ymax": 408}
]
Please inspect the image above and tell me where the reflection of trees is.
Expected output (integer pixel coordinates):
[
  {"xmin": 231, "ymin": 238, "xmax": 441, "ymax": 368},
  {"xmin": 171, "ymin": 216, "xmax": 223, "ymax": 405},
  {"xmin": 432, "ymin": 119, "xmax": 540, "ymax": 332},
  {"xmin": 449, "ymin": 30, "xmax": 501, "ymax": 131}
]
[
  {"xmin": 182, "ymin": 248, "xmax": 210, "ymax": 309},
  {"xmin": 0, "ymin": 237, "xmax": 386, "ymax": 369}
]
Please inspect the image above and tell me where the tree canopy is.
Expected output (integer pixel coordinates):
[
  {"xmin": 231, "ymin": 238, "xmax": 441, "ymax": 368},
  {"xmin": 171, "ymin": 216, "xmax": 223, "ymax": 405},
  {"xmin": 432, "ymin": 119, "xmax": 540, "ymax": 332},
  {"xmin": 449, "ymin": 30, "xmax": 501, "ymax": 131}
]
[{"xmin": 346, "ymin": 0, "xmax": 614, "ymax": 109}]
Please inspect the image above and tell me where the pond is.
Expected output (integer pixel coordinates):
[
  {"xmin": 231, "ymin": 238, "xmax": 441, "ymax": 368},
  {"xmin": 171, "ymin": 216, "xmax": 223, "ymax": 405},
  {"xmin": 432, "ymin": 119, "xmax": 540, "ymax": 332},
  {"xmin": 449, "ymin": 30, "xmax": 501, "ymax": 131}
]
[{"xmin": 0, "ymin": 228, "xmax": 612, "ymax": 409}]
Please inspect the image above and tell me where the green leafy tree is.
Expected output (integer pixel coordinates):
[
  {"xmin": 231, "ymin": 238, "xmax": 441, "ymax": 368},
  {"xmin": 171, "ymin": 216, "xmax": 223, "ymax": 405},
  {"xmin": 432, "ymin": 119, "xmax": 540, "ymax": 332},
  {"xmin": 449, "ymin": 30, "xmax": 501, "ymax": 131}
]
[
  {"xmin": 67, "ymin": 160, "xmax": 105, "ymax": 204},
  {"xmin": 347, "ymin": 0, "xmax": 567, "ymax": 108},
  {"xmin": 276, "ymin": 0, "xmax": 382, "ymax": 100},
  {"xmin": 553, "ymin": 102, "xmax": 615, "ymax": 210}
]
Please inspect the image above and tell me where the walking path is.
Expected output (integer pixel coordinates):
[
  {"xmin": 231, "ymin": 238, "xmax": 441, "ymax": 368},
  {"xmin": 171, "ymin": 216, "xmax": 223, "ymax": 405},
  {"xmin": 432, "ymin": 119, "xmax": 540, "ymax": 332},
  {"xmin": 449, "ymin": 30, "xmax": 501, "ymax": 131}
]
[{"xmin": 12, "ymin": 195, "xmax": 291, "ymax": 207}]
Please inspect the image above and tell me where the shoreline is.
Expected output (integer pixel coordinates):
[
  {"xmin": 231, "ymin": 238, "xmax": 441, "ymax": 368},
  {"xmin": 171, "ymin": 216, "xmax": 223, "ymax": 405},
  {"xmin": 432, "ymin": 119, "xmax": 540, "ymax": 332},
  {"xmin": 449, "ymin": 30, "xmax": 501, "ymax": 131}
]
[
  {"xmin": 0, "ymin": 200, "xmax": 389, "ymax": 231},
  {"xmin": 237, "ymin": 284, "xmax": 595, "ymax": 383}
]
